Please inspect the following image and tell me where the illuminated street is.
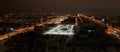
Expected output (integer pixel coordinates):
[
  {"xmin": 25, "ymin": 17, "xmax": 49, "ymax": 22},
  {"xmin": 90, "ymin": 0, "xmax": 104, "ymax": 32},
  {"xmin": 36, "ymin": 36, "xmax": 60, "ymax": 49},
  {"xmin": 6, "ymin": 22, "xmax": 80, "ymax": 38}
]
[{"xmin": 0, "ymin": 13, "xmax": 120, "ymax": 52}]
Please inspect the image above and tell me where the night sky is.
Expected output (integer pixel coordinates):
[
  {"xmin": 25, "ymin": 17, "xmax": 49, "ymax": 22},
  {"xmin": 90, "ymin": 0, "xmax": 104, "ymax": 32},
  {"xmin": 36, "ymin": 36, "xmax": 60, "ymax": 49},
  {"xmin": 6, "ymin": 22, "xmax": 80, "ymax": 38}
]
[{"xmin": 0, "ymin": 0, "xmax": 120, "ymax": 15}]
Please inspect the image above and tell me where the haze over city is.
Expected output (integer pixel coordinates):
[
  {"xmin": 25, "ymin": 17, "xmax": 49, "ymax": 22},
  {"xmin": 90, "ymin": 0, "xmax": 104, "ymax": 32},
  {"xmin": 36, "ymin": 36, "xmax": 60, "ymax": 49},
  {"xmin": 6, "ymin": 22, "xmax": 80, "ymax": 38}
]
[{"xmin": 0, "ymin": 0, "xmax": 120, "ymax": 15}]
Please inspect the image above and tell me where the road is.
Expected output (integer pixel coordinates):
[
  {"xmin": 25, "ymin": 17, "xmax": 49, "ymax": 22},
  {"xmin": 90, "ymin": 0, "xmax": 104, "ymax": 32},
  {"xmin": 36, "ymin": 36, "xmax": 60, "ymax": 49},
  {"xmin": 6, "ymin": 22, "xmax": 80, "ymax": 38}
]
[
  {"xmin": 79, "ymin": 14, "xmax": 120, "ymax": 40},
  {"xmin": 0, "ymin": 13, "xmax": 120, "ymax": 42},
  {"xmin": 0, "ymin": 14, "xmax": 71, "ymax": 41}
]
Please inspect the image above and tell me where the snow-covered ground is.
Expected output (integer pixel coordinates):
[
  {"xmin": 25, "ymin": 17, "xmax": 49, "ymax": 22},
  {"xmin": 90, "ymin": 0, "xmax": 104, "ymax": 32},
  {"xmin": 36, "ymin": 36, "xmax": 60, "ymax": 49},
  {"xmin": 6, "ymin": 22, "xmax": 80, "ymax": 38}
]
[{"xmin": 44, "ymin": 25, "xmax": 74, "ymax": 35}]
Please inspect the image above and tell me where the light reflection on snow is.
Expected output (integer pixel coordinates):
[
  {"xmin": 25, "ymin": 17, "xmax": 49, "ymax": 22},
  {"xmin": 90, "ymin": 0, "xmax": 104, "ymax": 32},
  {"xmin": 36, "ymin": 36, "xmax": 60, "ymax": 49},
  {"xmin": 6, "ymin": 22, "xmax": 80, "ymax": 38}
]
[{"xmin": 44, "ymin": 25, "xmax": 74, "ymax": 35}]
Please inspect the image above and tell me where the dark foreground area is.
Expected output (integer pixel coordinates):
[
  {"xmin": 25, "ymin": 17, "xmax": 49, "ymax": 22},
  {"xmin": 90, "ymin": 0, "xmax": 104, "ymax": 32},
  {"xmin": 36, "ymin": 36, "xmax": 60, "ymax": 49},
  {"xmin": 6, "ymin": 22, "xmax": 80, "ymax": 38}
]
[{"xmin": 1, "ymin": 31, "xmax": 120, "ymax": 52}]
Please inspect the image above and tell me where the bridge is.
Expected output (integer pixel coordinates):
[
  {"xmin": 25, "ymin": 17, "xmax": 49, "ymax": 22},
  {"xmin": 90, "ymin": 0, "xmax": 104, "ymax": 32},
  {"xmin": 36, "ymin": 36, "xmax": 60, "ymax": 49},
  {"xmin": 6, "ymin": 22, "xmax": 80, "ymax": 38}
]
[{"xmin": 0, "ymin": 13, "xmax": 120, "ymax": 43}]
